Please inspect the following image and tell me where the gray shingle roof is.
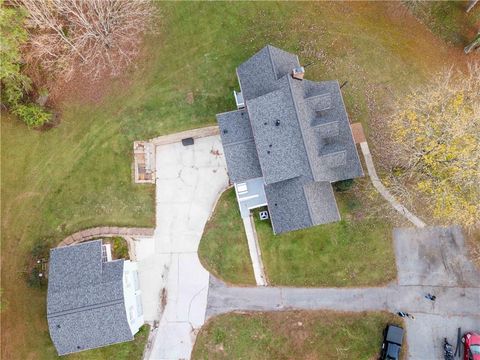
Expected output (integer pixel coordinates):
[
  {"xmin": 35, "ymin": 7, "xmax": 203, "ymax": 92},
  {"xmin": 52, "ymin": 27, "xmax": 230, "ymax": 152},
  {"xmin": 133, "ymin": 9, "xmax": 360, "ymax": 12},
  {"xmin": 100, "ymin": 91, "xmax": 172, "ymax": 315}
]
[
  {"xmin": 217, "ymin": 110, "xmax": 262, "ymax": 182},
  {"xmin": 218, "ymin": 45, "xmax": 363, "ymax": 234},
  {"xmin": 293, "ymin": 79, "xmax": 364, "ymax": 182},
  {"xmin": 264, "ymin": 177, "xmax": 313, "ymax": 234},
  {"xmin": 247, "ymin": 78, "xmax": 312, "ymax": 184},
  {"xmin": 303, "ymin": 182, "xmax": 341, "ymax": 225},
  {"xmin": 47, "ymin": 240, "xmax": 132, "ymax": 355},
  {"xmin": 236, "ymin": 45, "xmax": 300, "ymax": 100}
]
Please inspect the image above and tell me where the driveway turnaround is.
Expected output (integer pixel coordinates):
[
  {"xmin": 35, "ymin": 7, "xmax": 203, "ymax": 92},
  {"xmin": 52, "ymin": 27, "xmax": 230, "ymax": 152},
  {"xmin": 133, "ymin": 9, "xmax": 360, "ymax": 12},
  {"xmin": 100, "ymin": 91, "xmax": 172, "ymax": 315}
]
[
  {"xmin": 206, "ymin": 226, "xmax": 480, "ymax": 360},
  {"xmin": 135, "ymin": 135, "xmax": 228, "ymax": 360}
]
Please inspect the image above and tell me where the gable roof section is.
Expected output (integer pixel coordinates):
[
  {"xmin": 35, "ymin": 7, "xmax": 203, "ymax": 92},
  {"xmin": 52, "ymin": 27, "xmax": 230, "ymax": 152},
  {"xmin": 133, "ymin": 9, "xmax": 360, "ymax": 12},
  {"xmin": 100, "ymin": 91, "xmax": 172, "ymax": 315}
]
[
  {"xmin": 293, "ymin": 79, "xmax": 364, "ymax": 182},
  {"xmin": 264, "ymin": 177, "xmax": 313, "ymax": 234},
  {"xmin": 247, "ymin": 77, "xmax": 312, "ymax": 185},
  {"xmin": 217, "ymin": 110, "xmax": 262, "ymax": 183},
  {"xmin": 303, "ymin": 181, "xmax": 341, "ymax": 225},
  {"xmin": 47, "ymin": 241, "xmax": 132, "ymax": 355},
  {"xmin": 236, "ymin": 45, "xmax": 300, "ymax": 100}
]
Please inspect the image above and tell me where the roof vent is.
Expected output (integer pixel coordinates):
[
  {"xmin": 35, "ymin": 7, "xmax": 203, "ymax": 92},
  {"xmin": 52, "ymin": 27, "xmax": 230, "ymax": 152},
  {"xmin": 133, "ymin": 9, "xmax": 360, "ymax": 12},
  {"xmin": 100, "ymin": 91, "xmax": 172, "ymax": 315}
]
[
  {"xmin": 292, "ymin": 66, "xmax": 305, "ymax": 80},
  {"xmin": 275, "ymin": 119, "xmax": 281, "ymax": 126}
]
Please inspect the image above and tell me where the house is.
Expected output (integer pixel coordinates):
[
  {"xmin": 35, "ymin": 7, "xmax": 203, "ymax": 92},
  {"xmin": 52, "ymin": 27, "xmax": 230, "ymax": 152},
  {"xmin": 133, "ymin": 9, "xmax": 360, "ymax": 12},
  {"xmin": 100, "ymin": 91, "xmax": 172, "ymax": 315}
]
[
  {"xmin": 47, "ymin": 240, "xmax": 144, "ymax": 355},
  {"xmin": 216, "ymin": 45, "xmax": 363, "ymax": 234}
]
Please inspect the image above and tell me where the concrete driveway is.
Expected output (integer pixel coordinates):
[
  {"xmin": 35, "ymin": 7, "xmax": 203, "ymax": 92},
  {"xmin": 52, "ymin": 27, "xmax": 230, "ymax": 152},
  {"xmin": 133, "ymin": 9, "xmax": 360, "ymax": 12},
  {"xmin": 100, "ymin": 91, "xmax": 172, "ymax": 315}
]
[
  {"xmin": 135, "ymin": 135, "xmax": 228, "ymax": 360},
  {"xmin": 394, "ymin": 226, "xmax": 480, "ymax": 359}
]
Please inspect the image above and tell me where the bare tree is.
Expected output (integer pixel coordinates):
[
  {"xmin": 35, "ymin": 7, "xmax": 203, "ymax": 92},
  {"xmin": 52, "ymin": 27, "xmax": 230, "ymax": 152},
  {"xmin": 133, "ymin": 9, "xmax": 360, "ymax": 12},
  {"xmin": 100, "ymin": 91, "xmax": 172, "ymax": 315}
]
[{"xmin": 15, "ymin": 0, "xmax": 156, "ymax": 81}]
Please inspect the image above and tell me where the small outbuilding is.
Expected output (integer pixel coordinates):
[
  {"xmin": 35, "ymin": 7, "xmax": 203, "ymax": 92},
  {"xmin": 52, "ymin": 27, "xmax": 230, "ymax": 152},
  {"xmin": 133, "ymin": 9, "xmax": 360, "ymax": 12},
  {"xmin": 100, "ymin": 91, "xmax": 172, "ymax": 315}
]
[{"xmin": 47, "ymin": 240, "xmax": 144, "ymax": 355}]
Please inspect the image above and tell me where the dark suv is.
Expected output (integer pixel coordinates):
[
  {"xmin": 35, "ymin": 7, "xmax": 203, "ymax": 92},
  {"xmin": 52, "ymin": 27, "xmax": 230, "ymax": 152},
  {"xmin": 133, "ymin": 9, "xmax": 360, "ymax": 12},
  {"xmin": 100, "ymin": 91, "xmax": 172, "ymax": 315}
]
[{"xmin": 380, "ymin": 325, "xmax": 404, "ymax": 360}]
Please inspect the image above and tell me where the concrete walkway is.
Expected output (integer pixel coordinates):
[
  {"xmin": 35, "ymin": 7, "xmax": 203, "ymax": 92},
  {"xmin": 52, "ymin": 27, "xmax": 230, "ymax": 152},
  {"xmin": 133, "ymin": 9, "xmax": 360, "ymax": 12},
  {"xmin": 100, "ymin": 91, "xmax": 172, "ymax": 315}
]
[
  {"xmin": 242, "ymin": 216, "xmax": 268, "ymax": 286},
  {"xmin": 135, "ymin": 135, "xmax": 228, "ymax": 360},
  {"xmin": 360, "ymin": 141, "xmax": 426, "ymax": 228}
]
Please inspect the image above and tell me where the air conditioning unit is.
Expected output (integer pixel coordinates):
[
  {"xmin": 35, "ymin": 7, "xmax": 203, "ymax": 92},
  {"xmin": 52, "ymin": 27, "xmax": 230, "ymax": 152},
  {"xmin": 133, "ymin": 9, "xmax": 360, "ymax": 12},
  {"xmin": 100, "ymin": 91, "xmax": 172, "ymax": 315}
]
[{"xmin": 234, "ymin": 90, "xmax": 245, "ymax": 109}]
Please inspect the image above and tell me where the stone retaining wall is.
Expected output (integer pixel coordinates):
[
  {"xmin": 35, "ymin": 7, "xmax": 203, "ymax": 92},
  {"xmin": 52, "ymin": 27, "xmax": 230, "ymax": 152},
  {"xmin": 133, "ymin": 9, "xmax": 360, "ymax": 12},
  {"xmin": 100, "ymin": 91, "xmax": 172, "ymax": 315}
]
[
  {"xmin": 149, "ymin": 125, "xmax": 219, "ymax": 146},
  {"xmin": 58, "ymin": 227, "xmax": 154, "ymax": 248}
]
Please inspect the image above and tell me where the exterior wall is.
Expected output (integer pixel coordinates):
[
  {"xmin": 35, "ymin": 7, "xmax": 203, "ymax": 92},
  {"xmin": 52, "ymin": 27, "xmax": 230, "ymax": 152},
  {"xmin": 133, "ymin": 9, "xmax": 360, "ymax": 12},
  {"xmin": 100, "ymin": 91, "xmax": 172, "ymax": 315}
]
[
  {"xmin": 234, "ymin": 177, "xmax": 268, "ymax": 218},
  {"xmin": 122, "ymin": 260, "xmax": 144, "ymax": 335}
]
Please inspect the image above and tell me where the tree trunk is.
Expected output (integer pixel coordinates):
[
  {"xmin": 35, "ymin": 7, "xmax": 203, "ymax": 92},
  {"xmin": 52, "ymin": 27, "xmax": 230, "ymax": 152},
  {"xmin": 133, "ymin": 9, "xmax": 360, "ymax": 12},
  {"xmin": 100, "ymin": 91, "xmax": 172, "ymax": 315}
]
[
  {"xmin": 464, "ymin": 33, "xmax": 480, "ymax": 54},
  {"xmin": 466, "ymin": 0, "xmax": 478, "ymax": 13}
]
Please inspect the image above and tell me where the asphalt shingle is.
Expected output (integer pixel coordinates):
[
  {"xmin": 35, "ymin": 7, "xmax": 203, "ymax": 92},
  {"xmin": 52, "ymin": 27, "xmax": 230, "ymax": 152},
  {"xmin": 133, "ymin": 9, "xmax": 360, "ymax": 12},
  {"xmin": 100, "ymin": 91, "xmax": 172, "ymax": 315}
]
[
  {"xmin": 47, "ymin": 240, "xmax": 133, "ymax": 356},
  {"xmin": 217, "ymin": 110, "xmax": 263, "ymax": 182},
  {"xmin": 217, "ymin": 45, "xmax": 363, "ymax": 234}
]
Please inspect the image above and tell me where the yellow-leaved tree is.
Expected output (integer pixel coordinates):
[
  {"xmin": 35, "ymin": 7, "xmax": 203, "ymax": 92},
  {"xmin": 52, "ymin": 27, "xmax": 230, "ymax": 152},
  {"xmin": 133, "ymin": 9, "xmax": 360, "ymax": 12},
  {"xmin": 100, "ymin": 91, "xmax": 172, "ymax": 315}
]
[{"xmin": 390, "ymin": 63, "xmax": 479, "ymax": 230}]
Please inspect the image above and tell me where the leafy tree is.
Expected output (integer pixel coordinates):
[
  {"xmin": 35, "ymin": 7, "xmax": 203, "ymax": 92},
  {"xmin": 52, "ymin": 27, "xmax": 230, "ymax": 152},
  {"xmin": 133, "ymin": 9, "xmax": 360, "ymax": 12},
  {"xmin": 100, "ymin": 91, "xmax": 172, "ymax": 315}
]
[
  {"xmin": 390, "ymin": 64, "xmax": 480, "ymax": 229},
  {"xmin": 0, "ymin": 3, "xmax": 31, "ymax": 106},
  {"xmin": 1, "ymin": 2, "xmax": 52, "ymax": 128},
  {"xmin": 13, "ymin": 103, "xmax": 52, "ymax": 128}
]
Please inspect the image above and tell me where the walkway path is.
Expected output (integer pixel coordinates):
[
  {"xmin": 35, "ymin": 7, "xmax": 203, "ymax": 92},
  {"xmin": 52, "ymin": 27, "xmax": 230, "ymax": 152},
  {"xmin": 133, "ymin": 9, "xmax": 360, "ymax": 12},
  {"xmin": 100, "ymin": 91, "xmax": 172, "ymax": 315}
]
[
  {"xmin": 242, "ymin": 216, "xmax": 268, "ymax": 286},
  {"xmin": 134, "ymin": 135, "xmax": 228, "ymax": 360},
  {"xmin": 360, "ymin": 141, "xmax": 426, "ymax": 228}
]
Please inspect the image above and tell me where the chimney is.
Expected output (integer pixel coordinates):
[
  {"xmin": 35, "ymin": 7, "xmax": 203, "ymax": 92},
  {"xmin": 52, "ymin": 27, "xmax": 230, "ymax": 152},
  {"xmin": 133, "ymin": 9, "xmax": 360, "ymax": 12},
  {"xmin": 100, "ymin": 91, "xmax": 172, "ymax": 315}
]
[{"xmin": 292, "ymin": 66, "xmax": 305, "ymax": 80}]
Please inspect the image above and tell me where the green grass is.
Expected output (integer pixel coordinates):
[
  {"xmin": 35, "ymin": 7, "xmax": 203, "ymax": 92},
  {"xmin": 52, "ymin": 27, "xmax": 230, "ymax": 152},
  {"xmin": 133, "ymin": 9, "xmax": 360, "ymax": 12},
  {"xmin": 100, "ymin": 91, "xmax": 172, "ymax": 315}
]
[
  {"xmin": 65, "ymin": 325, "xmax": 149, "ymax": 360},
  {"xmin": 405, "ymin": 1, "xmax": 479, "ymax": 45},
  {"xmin": 256, "ymin": 181, "xmax": 397, "ymax": 286},
  {"xmin": 1, "ymin": 2, "xmax": 465, "ymax": 359},
  {"xmin": 200, "ymin": 180, "xmax": 398, "ymax": 287},
  {"xmin": 199, "ymin": 189, "xmax": 255, "ymax": 285},
  {"xmin": 192, "ymin": 311, "xmax": 405, "ymax": 360}
]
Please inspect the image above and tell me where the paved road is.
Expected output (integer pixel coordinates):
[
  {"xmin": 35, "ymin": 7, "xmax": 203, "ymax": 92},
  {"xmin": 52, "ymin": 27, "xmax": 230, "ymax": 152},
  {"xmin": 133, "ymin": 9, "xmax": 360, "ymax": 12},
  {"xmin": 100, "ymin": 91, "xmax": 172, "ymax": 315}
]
[
  {"xmin": 135, "ymin": 136, "xmax": 228, "ymax": 360},
  {"xmin": 206, "ymin": 226, "xmax": 480, "ymax": 360}
]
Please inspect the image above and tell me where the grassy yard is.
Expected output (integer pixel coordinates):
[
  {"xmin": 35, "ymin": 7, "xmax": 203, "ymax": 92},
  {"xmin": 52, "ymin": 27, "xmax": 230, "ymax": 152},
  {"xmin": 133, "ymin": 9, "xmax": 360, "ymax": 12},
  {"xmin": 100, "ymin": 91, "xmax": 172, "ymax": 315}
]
[
  {"xmin": 404, "ymin": 1, "xmax": 479, "ymax": 46},
  {"xmin": 200, "ymin": 179, "xmax": 399, "ymax": 287},
  {"xmin": 1, "ymin": 2, "xmax": 466, "ymax": 359},
  {"xmin": 192, "ymin": 311, "xmax": 405, "ymax": 360},
  {"xmin": 65, "ymin": 325, "xmax": 149, "ymax": 360},
  {"xmin": 199, "ymin": 189, "xmax": 255, "ymax": 285}
]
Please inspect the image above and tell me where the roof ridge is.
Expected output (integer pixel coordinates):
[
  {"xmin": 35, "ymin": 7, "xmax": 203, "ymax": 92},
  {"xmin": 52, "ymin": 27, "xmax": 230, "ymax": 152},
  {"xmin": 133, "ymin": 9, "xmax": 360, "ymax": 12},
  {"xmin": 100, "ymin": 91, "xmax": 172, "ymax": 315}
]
[
  {"xmin": 266, "ymin": 45, "xmax": 278, "ymax": 80},
  {"xmin": 302, "ymin": 183, "xmax": 317, "ymax": 226},
  {"xmin": 224, "ymin": 138, "xmax": 255, "ymax": 147},
  {"xmin": 285, "ymin": 75, "xmax": 316, "ymax": 182},
  {"xmin": 47, "ymin": 298, "xmax": 124, "ymax": 318}
]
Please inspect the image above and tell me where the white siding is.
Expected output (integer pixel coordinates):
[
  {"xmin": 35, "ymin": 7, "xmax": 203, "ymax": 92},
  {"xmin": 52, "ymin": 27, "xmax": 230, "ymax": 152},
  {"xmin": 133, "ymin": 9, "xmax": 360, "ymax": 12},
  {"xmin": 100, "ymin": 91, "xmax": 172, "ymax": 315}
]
[{"xmin": 122, "ymin": 260, "xmax": 144, "ymax": 335}]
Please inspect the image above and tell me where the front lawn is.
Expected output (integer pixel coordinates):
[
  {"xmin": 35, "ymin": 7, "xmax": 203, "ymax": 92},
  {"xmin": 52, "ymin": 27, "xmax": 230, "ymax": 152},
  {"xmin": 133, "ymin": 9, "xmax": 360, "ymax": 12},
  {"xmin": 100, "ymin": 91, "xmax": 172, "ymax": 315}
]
[
  {"xmin": 199, "ymin": 179, "xmax": 399, "ymax": 287},
  {"xmin": 256, "ymin": 183, "xmax": 397, "ymax": 287},
  {"xmin": 199, "ymin": 189, "xmax": 255, "ymax": 285},
  {"xmin": 192, "ymin": 311, "xmax": 405, "ymax": 360}
]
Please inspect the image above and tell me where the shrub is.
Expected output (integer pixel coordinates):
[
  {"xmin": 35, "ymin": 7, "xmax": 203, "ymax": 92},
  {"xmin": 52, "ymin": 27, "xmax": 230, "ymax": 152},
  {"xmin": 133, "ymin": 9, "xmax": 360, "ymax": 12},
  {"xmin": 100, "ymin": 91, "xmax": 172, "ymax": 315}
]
[
  {"xmin": 333, "ymin": 179, "xmax": 355, "ymax": 192},
  {"xmin": 111, "ymin": 237, "xmax": 129, "ymax": 259},
  {"xmin": 13, "ymin": 103, "xmax": 52, "ymax": 128}
]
